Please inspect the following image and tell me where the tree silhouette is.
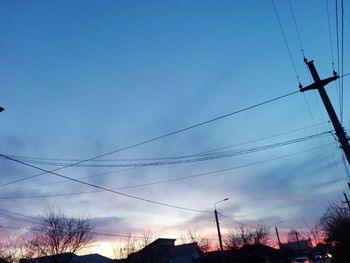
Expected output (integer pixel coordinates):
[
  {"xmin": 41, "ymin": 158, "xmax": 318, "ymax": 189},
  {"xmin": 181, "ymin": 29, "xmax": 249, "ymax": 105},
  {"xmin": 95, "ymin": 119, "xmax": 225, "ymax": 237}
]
[
  {"xmin": 320, "ymin": 203, "xmax": 350, "ymax": 263},
  {"xmin": 178, "ymin": 231, "xmax": 211, "ymax": 252},
  {"xmin": 25, "ymin": 207, "xmax": 95, "ymax": 263},
  {"xmin": 287, "ymin": 229, "xmax": 302, "ymax": 243},
  {"xmin": 225, "ymin": 223, "xmax": 270, "ymax": 249}
]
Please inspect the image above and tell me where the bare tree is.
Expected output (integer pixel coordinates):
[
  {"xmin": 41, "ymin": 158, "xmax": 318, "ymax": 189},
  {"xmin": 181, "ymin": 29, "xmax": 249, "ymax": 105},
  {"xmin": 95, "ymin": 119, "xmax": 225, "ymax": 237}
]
[
  {"xmin": 178, "ymin": 231, "xmax": 211, "ymax": 252},
  {"xmin": 287, "ymin": 229, "xmax": 302, "ymax": 243},
  {"xmin": 136, "ymin": 229, "xmax": 156, "ymax": 250},
  {"xmin": 198, "ymin": 237, "xmax": 211, "ymax": 253},
  {"xmin": 111, "ymin": 235, "xmax": 137, "ymax": 260},
  {"xmin": 111, "ymin": 230, "xmax": 156, "ymax": 260},
  {"xmin": 252, "ymin": 223, "xmax": 270, "ymax": 245},
  {"xmin": 225, "ymin": 223, "xmax": 270, "ymax": 250},
  {"xmin": 320, "ymin": 203, "xmax": 350, "ymax": 263},
  {"xmin": 0, "ymin": 237, "xmax": 19, "ymax": 263},
  {"xmin": 225, "ymin": 224, "xmax": 254, "ymax": 249},
  {"xmin": 302, "ymin": 218, "xmax": 324, "ymax": 245},
  {"xmin": 25, "ymin": 207, "xmax": 95, "ymax": 263}
]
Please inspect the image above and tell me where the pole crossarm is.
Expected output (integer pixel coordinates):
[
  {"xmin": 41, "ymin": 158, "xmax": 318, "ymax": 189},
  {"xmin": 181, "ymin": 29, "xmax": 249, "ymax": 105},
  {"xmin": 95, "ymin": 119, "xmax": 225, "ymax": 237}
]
[
  {"xmin": 299, "ymin": 75, "xmax": 339, "ymax": 92},
  {"xmin": 301, "ymin": 59, "xmax": 350, "ymax": 166}
]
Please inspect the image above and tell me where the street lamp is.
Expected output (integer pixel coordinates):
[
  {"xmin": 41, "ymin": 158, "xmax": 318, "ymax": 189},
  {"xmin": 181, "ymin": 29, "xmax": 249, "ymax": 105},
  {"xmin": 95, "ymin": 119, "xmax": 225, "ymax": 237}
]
[
  {"xmin": 215, "ymin": 198, "xmax": 229, "ymax": 210},
  {"xmin": 274, "ymin": 220, "xmax": 284, "ymax": 248},
  {"xmin": 214, "ymin": 198, "xmax": 229, "ymax": 252},
  {"xmin": 274, "ymin": 220, "xmax": 287, "ymax": 263},
  {"xmin": 0, "ymin": 106, "xmax": 4, "ymax": 112}
]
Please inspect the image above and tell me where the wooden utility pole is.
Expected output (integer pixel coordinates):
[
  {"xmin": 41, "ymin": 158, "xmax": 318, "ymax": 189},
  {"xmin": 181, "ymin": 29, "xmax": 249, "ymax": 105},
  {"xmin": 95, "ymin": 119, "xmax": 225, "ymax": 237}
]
[
  {"xmin": 275, "ymin": 227, "xmax": 287, "ymax": 263},
  {"xmin": 300, "ymin": 59, "xmax": 350, "ymax": 166},
  {"xmin": 215, "ymin": 209, "xmax": 224, "ymax": 252},
  {"xmin": 342, "ymin": 192, "xmax": 350, "ymax": 209},
  {"xmin": 275, "ymin": 227, "xmax": 282, "ymax": 247},
  {"xmin": 214, "ymin": 198, "xmax": 228, "ymax": 253}
]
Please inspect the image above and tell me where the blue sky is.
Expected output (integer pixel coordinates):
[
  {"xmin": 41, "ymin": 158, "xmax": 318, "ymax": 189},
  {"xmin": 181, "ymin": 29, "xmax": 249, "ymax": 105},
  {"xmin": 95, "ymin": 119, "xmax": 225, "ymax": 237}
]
[{"xmin": 0, "ymin": 0, "xmax": 349, "ymax": 257}]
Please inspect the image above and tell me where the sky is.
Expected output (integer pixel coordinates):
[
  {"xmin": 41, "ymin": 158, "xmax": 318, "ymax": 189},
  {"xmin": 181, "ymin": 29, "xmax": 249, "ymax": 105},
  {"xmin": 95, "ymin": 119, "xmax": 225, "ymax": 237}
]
[{"xmin": 0, "ymin": 0, "xmax": 349, "ymax": 258}]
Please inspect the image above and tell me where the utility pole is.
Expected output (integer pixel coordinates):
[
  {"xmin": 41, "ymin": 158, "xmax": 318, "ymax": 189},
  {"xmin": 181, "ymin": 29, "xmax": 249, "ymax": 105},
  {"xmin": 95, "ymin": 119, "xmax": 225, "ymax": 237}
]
[
  {"xmin": 215, "ymin": 209, "xmax": 224, "ymax": 252},
  {"xmin": 300, "ymin": 59, "xmax": 350, "ymax": 166},
  {"xmin": 342, "ymin": 192, "xmax": 350, "ymax": 209},
  {"xmin": 214, "ymin": 198, "xmax": 228, "ymax": 252},
  {"xmin": 275, "ymin": 227, "xmax": 282, "ymax": 247},
  {"xmin": 275, "ymin": 226, "xmax": 287, "ymax": 263},
  {"xmin": 295, "ymin": 231, "xmax": 301, "ymax": 256}
]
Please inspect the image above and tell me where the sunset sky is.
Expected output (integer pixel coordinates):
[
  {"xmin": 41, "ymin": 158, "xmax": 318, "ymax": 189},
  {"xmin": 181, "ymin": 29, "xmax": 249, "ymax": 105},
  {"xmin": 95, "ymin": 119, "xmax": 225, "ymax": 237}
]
[{"xmin": 0, "ymin": 0, "xmax": 349, "ymax": 258}]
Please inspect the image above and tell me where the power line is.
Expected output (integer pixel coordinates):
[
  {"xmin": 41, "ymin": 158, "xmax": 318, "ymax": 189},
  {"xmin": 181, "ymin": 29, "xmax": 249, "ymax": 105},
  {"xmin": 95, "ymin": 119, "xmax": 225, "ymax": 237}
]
[
  {"xmin": 0, "ymin": 142, "xmax": 336, "ymax": 200},
  {"xmin": 5, "ymin": 122, "xmax": 328, "ymax": 163},
  {"xmin": 91, "ymin": 231, "xmax": 148, "ymax": 239},
  {"xmin": 217, "ymin": 212, "xmax": 256, "ymax": 228},
  {"xmin": 340, "ymin": 72, "xmax": 350, "ymax": 78},
  {"xmin": 271, "ymin": 0, "xmax": 301, "ymax": 84},
  {"xmin": 335, "ymin": 0, "xmax": 342, "ymax": 122},
  {"xmin": 218, "ymin": 212, "xmax": 301, "ymax": 231},
  {"xmin": 0, "ymin": 212, "xmax": 155, "ymax": 239},
  {"xmin": 0, "ymin": 154, "xmax": 210, "ymax": 214},
  {"xmin": 340, "ymin": 0, "xmax": 344, "ymax": 124},
  {"xmin": 325, "ymin": 0, "xmax": 336, "ymax": 72},
  {"xmin": 2, "ymin": 131, "xmax": 331, "ymax": 169},
  {"xmin": 336, "ymin": 0, "xmax": 340, "ymax": 72},
  {"xmin": 0, "ymin": 130, "xmax": 332, "ymax": 198},
  {"xmin": 0, "ymin": 225, "xmax": 21, "ymax": 230},
  {"xmin": 0, "ymin": 90, "xmax": 298, "ymax": 187},
  {"xmin": 0, "ymin": 209, "xmax": 41, "ymax": 225},
  {"xmin": 0, "ymin": 167, "xmax": 136, "ymax": 193},
  {"xmin": 301, "ymin": 86, "xmax": 343, "ymax": 184},
  {"xmin": 0, "ymin": 122, "xmax": 329, "ymax": 193},
  {"xmin": 288, "ymin": 0, "xmax": 306, "ymax": 58}
]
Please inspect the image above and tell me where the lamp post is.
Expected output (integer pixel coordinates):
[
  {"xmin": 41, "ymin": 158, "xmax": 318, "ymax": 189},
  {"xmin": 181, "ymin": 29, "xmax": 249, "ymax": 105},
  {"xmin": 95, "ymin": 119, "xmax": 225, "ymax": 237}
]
[
  {"xmin": 0, "ymin": 107, "xmax": 4, "ymax": 112},
  {"xmin": 274, "ymin": 220, "xmax": 283, "ymax": 248},
  {"xmin": 275, "ymin": 220, "xmax": 287, "ymax": 263},
  {"xmin": 214, "ymin": 198, "xmax": 229, "ymax": 252}
]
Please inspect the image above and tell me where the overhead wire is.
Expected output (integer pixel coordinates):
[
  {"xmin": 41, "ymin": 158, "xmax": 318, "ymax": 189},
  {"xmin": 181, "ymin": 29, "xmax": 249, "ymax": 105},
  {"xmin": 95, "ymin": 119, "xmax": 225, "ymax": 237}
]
[
  {"xmin": 0, "ymin": 210, "xmax": 157, "ymax": 239},
  {"xmin": 288, "ymin": 0, "xmax": 305, "ymax": 58},
  {"xmin": 0, "ymin": 167, "xmax": 136, "ymax": 192},
  {"xmin": 217, "ymin": 212, "xmax": 256, "ymax": 228},
  {"xmin": 0, "ymin": 225, "xmax": 21, "ymax": 230},
  {"xmin": 332, "ymin": 0, "xmax": 348, "ymax": 180},
  {"xmin": 0, "ymin": 123, "xmax": 330, "ymax": 193},
  {"xmin": 336, "ymin": 0, "xmax": 340, "ymax": 74},
  {"xmin": 335, "ymin": 0, "xmax": 343, "ymax": 123},
  {"xmin": 292, "ymin": 0, "xmax": 346, "ymax": 189},
  {"xmin": 325, "ymin": 0, "xmax": 336, "ymax": 72},
  {"xmin": 1, "ymin": 2, "xmax": 346, "ymax": 242},
  {"xmin": 218, "ymin": 212, "xmax": 306, "ymax": 233},
  {"xmin": 303, "ymin": 78, "xmax": 345, "ymax": 182},
  {"xmin": 0, "ymin": 154, "xmax": 211, "ymax": 214},
  {"xmin": 0, "ymin": 90, "xmax": 299, "ymax": 187},
  {"xmin": 1, "ymin": 131, "xmax": 331, "ymax": 169},
  {"xmin": 5, "ymin": 122, "xmax": 328, "ymax": 164},
  {"xmin": 326, "ymin": 0, "xmax": 342, "ymax": 128},
  {"xmin": 0, "ymin": 131, "xmax": 331, "ymax": 198},
  {"xmin": 271, "ymin": 0, "xmax": 301, "ymax": 85},
  {"xmin": 285, "ymin": 5, "xmax": 342, "ymax": 191},
  {"xmin": 340, "ymin": 0, "xmax": 344, "ymax": 124},
  {"xmin": 0, "ymin": 142, "xmax": 336, "ymax": 200},
  {"xmin": 340, "ymin": 72, "xmax": 350, "ymax": 78},
  {"xmin": 287, "ymin": 0, "xmax": 326, "ymax": 164},
  {"xmin": 0, "ymin": 209, "xmax": 41, "ymax": 225},
  {"xmin": 300, "ymin": 69, "xmax": 340, "ymax": 182}
]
